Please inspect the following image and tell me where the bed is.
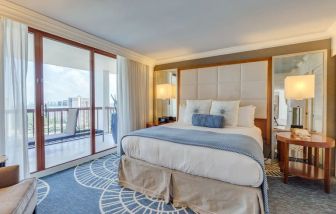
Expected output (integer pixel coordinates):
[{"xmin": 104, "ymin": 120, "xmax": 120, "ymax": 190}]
[{"xmin": 119, "ymin": 60, "xmax": 271, "ymax": 214}]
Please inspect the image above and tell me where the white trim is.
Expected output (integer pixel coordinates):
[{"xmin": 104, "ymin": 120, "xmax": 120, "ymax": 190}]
[
  {"xmin": 0, "ymin": 1, "xmax": 155, "ymax": 66},
  {"xmin": 30, "ymin": 148, "xmax": 116, "ymax": 178}
]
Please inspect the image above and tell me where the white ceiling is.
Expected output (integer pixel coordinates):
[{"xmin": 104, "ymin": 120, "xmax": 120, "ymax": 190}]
[{"xmin": 9, "ymin": 0, "xmax": 336, "ymax": 62}]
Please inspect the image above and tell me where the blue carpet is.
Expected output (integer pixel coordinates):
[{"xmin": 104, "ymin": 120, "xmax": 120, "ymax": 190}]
[
  {"xmin": 36, "ymin": 154, "xmax": 336, "ymax": 214},
  {"xmin": 37, "ymin": 154, "xmax": 192, "ymax": 214}
]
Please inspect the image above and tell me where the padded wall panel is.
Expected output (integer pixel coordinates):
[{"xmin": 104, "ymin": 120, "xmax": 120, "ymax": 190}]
[
  {"xmin": 241, "ymin": 82, "xmax": 267, "ymax": 100},
  {"xmin": 218, "ymin": 83, "xmax": 241, "ymax": 100},
  {"xmin": 198, "ymin": 85, "xmax": 217, "ymax": 99},
  {"xmin": 198, "ymin": 67, "xmax": 218, "ymax": 84},
  {"xmin": 181, "ymin": 69, "xmax": 198, "ymax": 84},
  {"xmin": 218, "ymin": 64, "xmax": 241, "ymax": 82},
  {"xmin": 241, "ymin": 61, "xmax": 267, "ymax": 81},
  {"xmin": 180, "ymin": 84, "xmax": 197, "ymax": 100},
  {"xmin": 180, "ymin": 60, "xmax": 268, "ymax": 119}
]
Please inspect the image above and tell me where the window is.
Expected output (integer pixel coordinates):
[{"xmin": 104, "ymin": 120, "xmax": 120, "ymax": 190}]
[{"xmin": 27, "ymin": 28, "xmax": 117, "ymax": 172}]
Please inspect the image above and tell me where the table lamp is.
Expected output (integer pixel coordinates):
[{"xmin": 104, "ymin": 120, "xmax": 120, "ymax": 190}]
[
  {"xmin": 156, "ymin": 84, "xmax": 173, "ymax": 123},
  {"xmin": 284, "ymin": 74, "xmax": 315, "ymax": 129}
]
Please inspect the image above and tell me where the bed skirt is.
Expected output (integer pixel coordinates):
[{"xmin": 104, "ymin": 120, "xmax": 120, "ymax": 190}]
[{"xmin": 118, "ymin": 155, "xmax": 264, "ymax": 214}]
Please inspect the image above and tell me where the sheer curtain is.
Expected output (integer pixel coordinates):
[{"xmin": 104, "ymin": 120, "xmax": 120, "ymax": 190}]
[
  {"xmin": 117, "ymin": 56, "xmax": 149, "ymax": 155},
  {"xmin": 0, "ymin": 17, "xmax": 29, "ymax": 178}
]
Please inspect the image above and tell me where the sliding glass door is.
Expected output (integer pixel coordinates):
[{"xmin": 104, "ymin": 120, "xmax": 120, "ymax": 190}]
[
  {"xmin": 94, "ymin": 53, "xmax": 117, "ymax": 152},
  {"xmin": 42, "ymin": 37, "xmax": 92, "ymax": 168},
  {"xmin": 27, "ymin": 28, "xmax": 117, "ymax": 172}
]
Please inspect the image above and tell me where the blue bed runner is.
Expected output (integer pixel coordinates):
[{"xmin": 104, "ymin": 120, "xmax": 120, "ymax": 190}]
[{"xmin": 122, "ymin": 126, "xmax": 269, "ymax": 213}]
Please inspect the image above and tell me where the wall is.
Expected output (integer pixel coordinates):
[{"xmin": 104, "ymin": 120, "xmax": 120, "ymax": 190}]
[{"xmin": 155, "ymin": 39, "xmax": 336, "ymax": 173}]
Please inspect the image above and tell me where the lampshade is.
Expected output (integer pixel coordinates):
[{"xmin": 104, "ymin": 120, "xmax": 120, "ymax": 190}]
[
  {"xmin": 156, "ymin": 84, "xmax": 172, "ymax": 100},
  {"xmin": 284, "ymin": 75, "xmax": 315, "ymax": 100}
]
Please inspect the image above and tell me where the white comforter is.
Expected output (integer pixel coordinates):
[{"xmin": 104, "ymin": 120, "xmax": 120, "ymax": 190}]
[{"xmin": 121, "ymin": 122, "xmax": 264, "ymax": 187}]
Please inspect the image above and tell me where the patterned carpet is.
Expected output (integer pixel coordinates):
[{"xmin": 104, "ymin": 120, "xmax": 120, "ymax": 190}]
[{"xmin": 36, "ymin": 154, "xmax": 336, "ymax": 214}]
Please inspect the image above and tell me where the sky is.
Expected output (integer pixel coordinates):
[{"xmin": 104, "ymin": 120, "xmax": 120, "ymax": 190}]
[{"xmin": 26, "ymin": 62, "xmax": 117, "ymax": 108}]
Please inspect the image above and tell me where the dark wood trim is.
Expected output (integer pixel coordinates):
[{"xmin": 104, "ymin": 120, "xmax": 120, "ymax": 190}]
[
  {"xmin": 153, "ymin": 69, "xmax": 157, "ymax": 123},
  {"xmin": 266, "ymin": 58, "xmax": 272, "ymax": 144},
  {"xmin": 33, "ymin": 31, "xmax": 45, "ymax": 171},
  {"xmin": 28, "ymin": 27, "xmax": 117, "ymax": 172},
  {"xmin": 177, "ymin": 69, "xmax": 181, "ymax": 120},
  {"xmin": 90, "ymin": 50, "xmax": 96, "ymax": 154},
  {"xmin": 28, "ymin": 27, "xmax": 116, "ymax": 58},
  {"xmin": 93, "ymin": 49, "xmax": 117, "ymax": 59}
]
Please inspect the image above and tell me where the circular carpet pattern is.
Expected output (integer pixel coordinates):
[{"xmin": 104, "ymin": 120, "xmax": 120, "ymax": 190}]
[
  {"xmin": 74, "ymin": 155, "xmax": 119, "ymax": 190},
  {"xmin": 75, "ymin": 154, "xmax": 193, "ymax": 214},
  {"xmin": 37, "ymin": 179, "xmax": 50, "ymax": 205}
]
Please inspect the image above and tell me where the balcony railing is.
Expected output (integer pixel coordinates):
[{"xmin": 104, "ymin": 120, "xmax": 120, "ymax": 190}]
[{"xmin": 27, "ymin": 106, "xmax": 116, "ymax": 139}]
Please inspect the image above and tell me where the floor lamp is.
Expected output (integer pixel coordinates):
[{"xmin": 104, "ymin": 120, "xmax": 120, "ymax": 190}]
[{"xmin": 284, "ymin": 74, "xmax": 315, "ymax": 129}]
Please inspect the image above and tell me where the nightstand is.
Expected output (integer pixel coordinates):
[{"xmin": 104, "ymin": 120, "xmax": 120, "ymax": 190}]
[
  {"xmin": 276, "ymin": 132, "xmax": 335, "ymax": 193},
  {"xmin": 272, "ymin": 126, "xmax": 290, "ymax": 160},
  {"xmin": 146, "ymin": 120, "xmax": 176, "ymax": 128}
]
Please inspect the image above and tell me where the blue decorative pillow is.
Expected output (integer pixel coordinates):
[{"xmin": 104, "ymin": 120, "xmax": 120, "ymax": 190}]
[{"xmin": 192, "ymin": 114, "xmax": 224, "ymax": 128}]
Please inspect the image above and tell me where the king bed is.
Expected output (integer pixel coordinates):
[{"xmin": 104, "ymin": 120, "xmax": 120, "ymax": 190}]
[{"xmin": 119, "ymin": 59, "xmax": 271, "ymax": 214}]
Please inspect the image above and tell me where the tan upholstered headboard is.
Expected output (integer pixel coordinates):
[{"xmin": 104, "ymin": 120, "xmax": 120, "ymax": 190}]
[{"xmin": 178, "ymin": 59, "xmax": 272, "ymax": 143}]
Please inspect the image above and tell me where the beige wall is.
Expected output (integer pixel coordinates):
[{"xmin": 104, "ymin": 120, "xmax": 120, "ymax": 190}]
[{"xmin": 155, "ymin": 39, "xmax": 336, "ymax": 172}]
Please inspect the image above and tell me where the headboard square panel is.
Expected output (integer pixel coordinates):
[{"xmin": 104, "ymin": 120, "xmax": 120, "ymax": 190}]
[
  {"xmin": 198, "ymin": 67, "xmax": 218, "ymax": 84},
  {"xmin": 218, "ymin": 83, "xmax": 241, "ymax": 100},
  {"xmin": 218, "ymin": 64, "xmax": 241, "ymax": 82},
  {"xmin": 241, "ymin": 81, "xmax": 267, "ymax": 100},
  {"xmin": 241, "ymin": 61, "xmax": 267, "ymax": 82},
  {"xmin": 181, "ymin": 84, "xmax": 197, "ymax": 100},
  {"xmin": 181, "ymin": 69, "xmax": 197, "ymax": 84},
  {"xmin": 198, "ymin": 85, "xmax": 217, "ymax": 99}
]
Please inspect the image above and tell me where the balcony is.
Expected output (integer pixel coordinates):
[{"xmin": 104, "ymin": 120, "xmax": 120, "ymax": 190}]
[{"xmin": 27, "ymin": 106, "xmax": 117, "ymax": 172}]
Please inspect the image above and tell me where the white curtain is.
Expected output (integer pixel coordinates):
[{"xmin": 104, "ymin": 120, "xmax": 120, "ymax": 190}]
[
  {"xmin": 0, "ymin": 17, "xmax": 29, "ymax": 178},
  {"xmin": 117, "ymin": 56, "xmax": 149, "ymax": 155}
]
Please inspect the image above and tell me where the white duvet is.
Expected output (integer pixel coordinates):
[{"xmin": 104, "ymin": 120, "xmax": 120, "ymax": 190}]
[{"xmin": 121, "ymin": 122, "xmax": 264, "ymax": 187}]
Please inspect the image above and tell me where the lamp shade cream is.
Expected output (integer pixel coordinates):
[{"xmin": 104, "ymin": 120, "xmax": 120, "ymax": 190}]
[
  {"xmin": 284, "ymin": 75, "xmax": 315, "ymax": 100},
  {"xmin": 156, "ymin": 84, "xmax": 172, "ymax": 100}
]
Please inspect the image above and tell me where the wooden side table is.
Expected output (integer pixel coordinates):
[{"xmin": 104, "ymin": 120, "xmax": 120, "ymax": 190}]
[
  {"xmin": 0, "ymin": 155, "xmax": 7, "ymax": 167},
  {"xmin": 276, "ymin": 132, "xmax": 335, "ymax": 193}
]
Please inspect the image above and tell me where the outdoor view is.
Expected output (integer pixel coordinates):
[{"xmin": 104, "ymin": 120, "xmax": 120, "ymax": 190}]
[{"xmin": 27, "ymin": 34, "xmax": 117, "ymax": 172}]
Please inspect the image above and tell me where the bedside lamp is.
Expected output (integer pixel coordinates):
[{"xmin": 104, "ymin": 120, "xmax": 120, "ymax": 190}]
[
  {"xmin": 284, "ymin": 75, "xmax": 315, "ymax": 129},
  {"xmin": 156, "ymin": 84, "xmax": 173, "ymax": 123}
]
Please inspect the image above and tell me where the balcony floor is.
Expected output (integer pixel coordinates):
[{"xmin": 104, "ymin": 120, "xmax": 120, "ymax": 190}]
[{"xmin": 28, "ymin": 133, "xmax": 116, "ymax": 172}]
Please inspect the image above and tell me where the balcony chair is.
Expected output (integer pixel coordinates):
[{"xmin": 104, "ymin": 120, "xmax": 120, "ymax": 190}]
[{"xmin": 0, "ymin": 165, "xmax": 37, "ymax": 214}]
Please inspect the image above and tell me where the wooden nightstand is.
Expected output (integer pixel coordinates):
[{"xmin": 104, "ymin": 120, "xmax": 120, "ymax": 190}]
[
  {"xmin": 276, "ymin": 132, "xmax": 335, "ymax": 193},
  {"xmin": 146, "ymin": 120, "xmax": 175, "ymax": 128}
]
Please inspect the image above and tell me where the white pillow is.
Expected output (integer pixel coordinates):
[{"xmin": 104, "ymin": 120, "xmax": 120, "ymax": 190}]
[
  {"xmin": 210, "ymin": 100, "xmax": 240, "ymax": 127},
  {"xmin": 238, "ymin": 105, "xmax": 256, "ymax": 127},
  {"xmin": 183, "ymin": 100, "xmax": 212, "ymax": 124}
]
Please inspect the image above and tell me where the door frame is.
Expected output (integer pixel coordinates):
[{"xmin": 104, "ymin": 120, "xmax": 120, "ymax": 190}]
[{"xmin": 28, "ymin": 27, "xmax": 116, "ymax": 172}]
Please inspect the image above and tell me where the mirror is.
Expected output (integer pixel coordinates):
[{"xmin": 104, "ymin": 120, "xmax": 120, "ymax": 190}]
[
  {"xmin": 154, "ymin": 69, "xmax": 178, "ymax": 124},
  {"xmin": 273, "ymin": 51, "xmax": 325, "ymax": 133}
]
